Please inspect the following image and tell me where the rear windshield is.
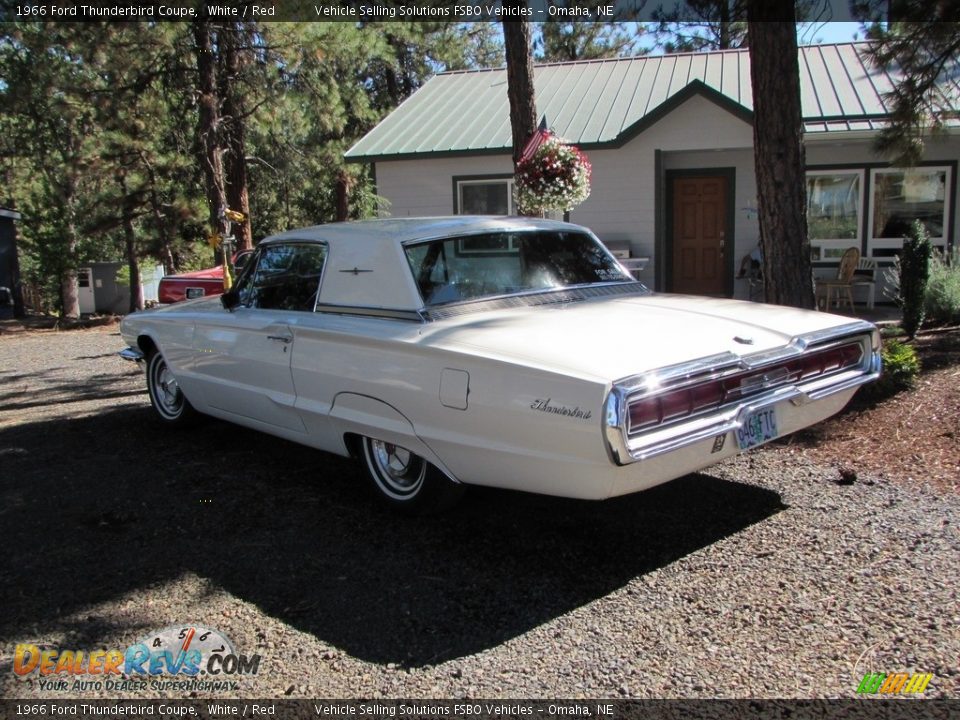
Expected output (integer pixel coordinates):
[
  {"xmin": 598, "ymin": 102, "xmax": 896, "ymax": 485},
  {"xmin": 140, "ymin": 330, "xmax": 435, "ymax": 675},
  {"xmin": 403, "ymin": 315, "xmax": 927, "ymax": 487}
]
[{"xmin": 405, "ymin": 231, "xmax": 632, "ymax": 307}]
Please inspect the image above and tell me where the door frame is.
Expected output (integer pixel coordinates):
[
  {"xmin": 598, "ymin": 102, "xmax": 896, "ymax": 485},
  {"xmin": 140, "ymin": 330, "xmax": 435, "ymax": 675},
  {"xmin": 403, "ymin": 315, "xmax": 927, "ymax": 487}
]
[
  {"xmin": 663, "ymin": 167, "xmax": 737, "ymax": 297},
  {"xmin": 77, "ymin": 267, "xmax": 96, "ymax": 314}
]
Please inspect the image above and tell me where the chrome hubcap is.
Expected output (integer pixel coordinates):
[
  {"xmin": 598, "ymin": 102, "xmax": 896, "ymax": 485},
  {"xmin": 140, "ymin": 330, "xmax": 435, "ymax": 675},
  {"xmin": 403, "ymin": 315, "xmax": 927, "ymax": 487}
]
[
  {"xmin": 157, "ymin": 367, "xmax": 180, "ymax": 411},
  {"xmin": 150, "ymin": 357, "xmax": 183, "ymax": 417},
  {"xmin": 369, "ymin": 439, "xmax": 425, "ymax": 497}
]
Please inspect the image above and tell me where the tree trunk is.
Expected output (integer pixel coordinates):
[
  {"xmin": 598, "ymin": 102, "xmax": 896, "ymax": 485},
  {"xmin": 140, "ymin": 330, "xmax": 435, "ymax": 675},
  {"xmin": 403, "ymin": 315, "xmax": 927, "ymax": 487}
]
[
  {"xmin": 139, "ymin": 152, "xmax": 177, "ymax": 274},
  {"xmin": 503, "ymin": 15, "xmax": 539, "ymax": 178},
  {"xmin": 60, "ymin": 173, "xmax": 81, "ymax": 320},
  {"xmin": 335, "ymin": 167, "xmax": 351, "ymax": 222},
  {"xmin": 221, "ymin": 22, "xmax": 253, "ymax": 251},
  {"xmin": 193, "ymin": 20, "xmax": 228, "ymax": 257},
  {"xmin": 119, "ymin": 175, "xmax": 144, "ymax": 313},
  {"xmin": 747, "ymin": 10, "xmax": 815, "ymax": 309}
]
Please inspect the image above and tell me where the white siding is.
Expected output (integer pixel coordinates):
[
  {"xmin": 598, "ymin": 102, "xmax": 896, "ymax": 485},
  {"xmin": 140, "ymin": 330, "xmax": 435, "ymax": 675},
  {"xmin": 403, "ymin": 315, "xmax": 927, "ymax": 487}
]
[{"xmin": 375, "ymin": 155, "xmax": 514, "ymax": 217}]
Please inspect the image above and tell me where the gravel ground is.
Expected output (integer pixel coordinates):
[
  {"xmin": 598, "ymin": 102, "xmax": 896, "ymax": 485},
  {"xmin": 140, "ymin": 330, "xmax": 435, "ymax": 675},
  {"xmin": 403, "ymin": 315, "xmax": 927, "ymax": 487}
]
[{"xmin": 0, "ymin": 325, "xmax": 957, "ymax": 700}]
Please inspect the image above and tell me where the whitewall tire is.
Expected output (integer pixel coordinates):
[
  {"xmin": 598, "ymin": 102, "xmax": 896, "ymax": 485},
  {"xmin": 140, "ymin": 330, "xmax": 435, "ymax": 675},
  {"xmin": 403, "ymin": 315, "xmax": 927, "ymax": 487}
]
[
  {"xmin": 146, "ymin": 351, "xmax": 196, "ymax": 425},
  {"xmin": 360, "ymin": 436, "xmax": 464, "ymax": 514}
]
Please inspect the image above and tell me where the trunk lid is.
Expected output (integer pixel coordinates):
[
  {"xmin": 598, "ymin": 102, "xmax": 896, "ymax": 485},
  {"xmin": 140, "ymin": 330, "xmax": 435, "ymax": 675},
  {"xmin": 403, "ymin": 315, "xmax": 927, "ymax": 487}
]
[{"xmin": 421, "ymin": 293, "xmax": 862, "ymax": 381}]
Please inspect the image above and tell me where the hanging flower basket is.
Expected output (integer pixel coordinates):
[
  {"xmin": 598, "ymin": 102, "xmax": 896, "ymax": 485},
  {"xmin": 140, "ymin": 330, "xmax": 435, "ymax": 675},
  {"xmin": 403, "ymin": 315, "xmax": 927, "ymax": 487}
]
[{"xmin": 515, "ymin": 131, "xmax": 592, "ymax": 215}]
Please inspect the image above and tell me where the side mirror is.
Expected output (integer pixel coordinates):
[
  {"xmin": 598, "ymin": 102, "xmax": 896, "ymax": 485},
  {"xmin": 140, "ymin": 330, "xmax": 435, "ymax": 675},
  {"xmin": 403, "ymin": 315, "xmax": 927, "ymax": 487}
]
[{"xmin": 221, "ymin": 288, "xmax": 240, "ymax": 311}]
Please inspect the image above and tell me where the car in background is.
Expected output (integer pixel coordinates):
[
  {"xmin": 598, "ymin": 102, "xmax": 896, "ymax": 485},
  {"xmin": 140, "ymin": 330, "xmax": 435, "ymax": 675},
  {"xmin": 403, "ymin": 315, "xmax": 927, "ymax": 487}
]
[
  {"xmin": 120, "ymin": 217, "xmax": 881, "ymax": 514},
  {"xmin": 157, "ymin": 251, "xmax": 253, "ymax": 304}
]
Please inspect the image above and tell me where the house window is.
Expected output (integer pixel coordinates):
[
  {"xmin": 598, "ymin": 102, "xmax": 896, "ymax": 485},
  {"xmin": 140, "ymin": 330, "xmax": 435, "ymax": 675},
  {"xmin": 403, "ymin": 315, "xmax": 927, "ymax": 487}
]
[
  {"xmin": 806, "ymin": 171, "xmax": 863, "ymax": 261},
  {"xmin": 870, "ymin": 167, "xmax": 949, "ymax": 255},
  {"xmin": 457, "ymin": 179, "xmax": 515, "ymax": 216},
  {"xmin": 807, "ymin": 172, "xmax": 861, "ymax": 240}
]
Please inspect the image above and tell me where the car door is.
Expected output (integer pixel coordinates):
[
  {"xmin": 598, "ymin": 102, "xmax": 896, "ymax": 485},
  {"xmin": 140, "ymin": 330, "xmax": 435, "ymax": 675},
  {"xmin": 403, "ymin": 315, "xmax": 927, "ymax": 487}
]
[{"xmin": 190, "ymin": 242, "xmax": 327, "ymax": 433}]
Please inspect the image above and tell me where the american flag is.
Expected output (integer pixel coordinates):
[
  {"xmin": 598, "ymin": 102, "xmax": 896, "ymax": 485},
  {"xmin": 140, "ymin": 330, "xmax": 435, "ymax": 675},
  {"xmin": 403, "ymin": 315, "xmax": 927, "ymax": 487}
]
[{"xmin": 519, "ymin": 128, "xmax": 553, "ymax": 164}]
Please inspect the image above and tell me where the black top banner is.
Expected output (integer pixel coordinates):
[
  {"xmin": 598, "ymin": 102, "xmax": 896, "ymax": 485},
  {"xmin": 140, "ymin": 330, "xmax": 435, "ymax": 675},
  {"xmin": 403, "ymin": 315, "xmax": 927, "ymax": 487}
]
[{"xmin": 1, "ymin": 0, "xmax": 871, "ymax": 23}]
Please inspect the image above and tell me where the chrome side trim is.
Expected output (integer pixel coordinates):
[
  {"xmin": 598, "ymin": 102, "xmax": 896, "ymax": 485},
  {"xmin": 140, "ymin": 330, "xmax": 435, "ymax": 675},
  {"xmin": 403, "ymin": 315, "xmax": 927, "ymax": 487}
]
[
  {"xmin": 118, "ymin": 347, "xmax": 145, "ymax": 363},
  {"xmin": 602, "ymin": 323, "xmax": 882, "ymax": 466},
  {"xmin": 314, "ymin": 304, "xmax": 425, "ymax": 322}
]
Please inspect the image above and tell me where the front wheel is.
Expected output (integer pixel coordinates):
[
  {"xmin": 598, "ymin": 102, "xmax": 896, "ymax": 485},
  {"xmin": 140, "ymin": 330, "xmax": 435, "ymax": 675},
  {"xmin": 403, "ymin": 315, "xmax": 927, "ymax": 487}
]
[
  {"xmin": 360, "ymin": 437, "xmax": 464, "ymax": 514},
  {"xmin": 146, "ymin": 351, "xmax": 196, "ymax": 425}
]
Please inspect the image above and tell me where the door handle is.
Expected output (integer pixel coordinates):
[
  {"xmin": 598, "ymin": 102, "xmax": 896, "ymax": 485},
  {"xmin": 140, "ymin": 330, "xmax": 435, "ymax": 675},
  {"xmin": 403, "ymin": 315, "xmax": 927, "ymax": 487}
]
[{"xmin": 267, "ymin": 334, "xmax": 292, "ymax": 344}]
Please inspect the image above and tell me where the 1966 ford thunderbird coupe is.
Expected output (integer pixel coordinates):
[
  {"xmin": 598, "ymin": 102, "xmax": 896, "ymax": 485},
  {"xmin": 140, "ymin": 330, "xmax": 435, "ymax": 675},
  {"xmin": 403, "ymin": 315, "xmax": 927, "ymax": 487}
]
[{"xmin": 120, "ymin": 217, "xmax": 881, "ymax": 513}]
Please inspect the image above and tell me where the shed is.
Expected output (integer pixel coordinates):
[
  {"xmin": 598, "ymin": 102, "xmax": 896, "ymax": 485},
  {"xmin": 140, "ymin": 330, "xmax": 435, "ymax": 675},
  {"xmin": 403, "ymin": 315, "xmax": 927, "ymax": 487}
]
[{"xmin": 0, "ymin": 207, "xmax": 23, "ymax": 318}]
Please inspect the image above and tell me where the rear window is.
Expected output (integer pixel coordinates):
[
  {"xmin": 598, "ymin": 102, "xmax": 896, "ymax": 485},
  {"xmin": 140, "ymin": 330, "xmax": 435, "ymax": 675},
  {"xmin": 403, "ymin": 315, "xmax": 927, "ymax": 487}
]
[{"xmin": 405, "ymin": 231, "xmax": 631, "ymax": 307}]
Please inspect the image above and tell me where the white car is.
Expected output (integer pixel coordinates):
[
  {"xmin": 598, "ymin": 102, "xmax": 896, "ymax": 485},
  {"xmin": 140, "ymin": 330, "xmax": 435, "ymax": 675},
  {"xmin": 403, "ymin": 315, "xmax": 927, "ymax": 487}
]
[{"xmin": 120, "ymin": 217, "xmax": 881, "ymax": 513}]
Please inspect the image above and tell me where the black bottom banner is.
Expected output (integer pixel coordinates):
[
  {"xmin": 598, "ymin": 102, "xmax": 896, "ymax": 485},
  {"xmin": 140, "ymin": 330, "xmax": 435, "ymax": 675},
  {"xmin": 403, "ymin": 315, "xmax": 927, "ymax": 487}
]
[{"xmin": 1, "ymin": 700, "xmax": 957, "ymax": 720}]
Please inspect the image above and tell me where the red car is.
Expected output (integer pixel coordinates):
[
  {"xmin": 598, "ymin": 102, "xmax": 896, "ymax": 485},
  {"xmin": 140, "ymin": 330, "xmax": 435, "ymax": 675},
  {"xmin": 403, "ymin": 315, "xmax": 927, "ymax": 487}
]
[{"xmin": 157, "ymin": 251, "xmax": 252, "ymax": 304}]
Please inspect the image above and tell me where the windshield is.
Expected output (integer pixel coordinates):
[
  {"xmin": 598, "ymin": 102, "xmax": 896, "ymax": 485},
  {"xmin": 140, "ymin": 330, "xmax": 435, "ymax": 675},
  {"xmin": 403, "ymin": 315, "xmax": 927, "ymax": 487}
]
[{"xmin": 405, "ymin": 231, "xmax": 633, "ymax": 307}]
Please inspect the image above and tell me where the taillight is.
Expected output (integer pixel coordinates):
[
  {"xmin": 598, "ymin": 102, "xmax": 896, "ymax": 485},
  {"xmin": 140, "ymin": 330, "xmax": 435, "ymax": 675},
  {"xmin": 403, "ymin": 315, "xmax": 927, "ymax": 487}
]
[
  {"xmin": 629, "ymin": 378, "xmax": 728, "ymax": 431},
  {"xmin": 627, "ymin": 341, "xmax": 864, "ymax": 433},
  {"xmin": 784, "ymin": 342, "xmax": 863, "ymax": 381}
]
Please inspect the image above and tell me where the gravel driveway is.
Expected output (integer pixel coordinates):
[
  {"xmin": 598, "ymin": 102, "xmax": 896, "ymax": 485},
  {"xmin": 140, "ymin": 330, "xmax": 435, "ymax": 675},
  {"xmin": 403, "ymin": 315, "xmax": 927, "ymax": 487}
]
[{"xmin": 1, "ymin": 326, "xmax": 957, "ymax": 699}]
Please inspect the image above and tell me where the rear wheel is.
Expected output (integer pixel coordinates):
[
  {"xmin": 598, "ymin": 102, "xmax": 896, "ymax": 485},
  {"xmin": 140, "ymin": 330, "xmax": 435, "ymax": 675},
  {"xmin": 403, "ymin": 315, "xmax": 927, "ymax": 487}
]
[
  {"xmin": 146, "ymin": 351, "xmax": 196, "ymax": 425},
  {"xmin": 360, "ymin": 437, "xmax": 464, "ymax": 514}
]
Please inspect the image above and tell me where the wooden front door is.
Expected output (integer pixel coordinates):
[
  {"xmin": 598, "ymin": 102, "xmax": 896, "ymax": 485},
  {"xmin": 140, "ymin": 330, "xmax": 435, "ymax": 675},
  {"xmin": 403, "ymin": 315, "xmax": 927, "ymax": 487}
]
[{"xmin": 671, "ymin": 176, "xmax": 727, "ymax": 296}]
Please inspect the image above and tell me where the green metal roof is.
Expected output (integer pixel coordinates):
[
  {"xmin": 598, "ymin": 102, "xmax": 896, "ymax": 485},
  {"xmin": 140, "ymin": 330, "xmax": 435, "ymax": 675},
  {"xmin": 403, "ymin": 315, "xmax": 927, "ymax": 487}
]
[{"xmin": 346, "ymin": 42, "xmax": 960, "ymax": 162}]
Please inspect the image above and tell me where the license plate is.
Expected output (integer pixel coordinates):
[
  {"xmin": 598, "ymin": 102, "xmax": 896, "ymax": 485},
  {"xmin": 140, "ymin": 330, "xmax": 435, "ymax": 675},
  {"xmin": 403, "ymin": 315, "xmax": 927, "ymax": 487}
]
[
  {"xmin": 185, "ymin": 288, "xmax": 206, "ymax": 299},
  {"xmin": 736, "ymin": 407, "xmax": 779, "ymax": 450}
]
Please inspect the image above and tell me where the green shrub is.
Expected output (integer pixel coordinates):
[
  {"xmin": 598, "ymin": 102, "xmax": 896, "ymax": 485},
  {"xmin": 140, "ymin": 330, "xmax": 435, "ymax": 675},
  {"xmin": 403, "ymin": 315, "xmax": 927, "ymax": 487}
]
[
  {"xmin": 899, "ymin": 221, "xmax": 932, "ymax": 339},
  {"xmin": 924, "ymin": 249, "xmax": 960, "ymax": 326},
  {"xmin": 861, "ymin": 338, "xmax": 920, "ymax": 401}
]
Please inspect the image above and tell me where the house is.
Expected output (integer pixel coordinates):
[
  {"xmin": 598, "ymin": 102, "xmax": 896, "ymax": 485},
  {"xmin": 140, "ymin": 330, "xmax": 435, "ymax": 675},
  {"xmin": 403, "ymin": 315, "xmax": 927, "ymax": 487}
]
[{"xmin": 345, "ymin": 43, "xmax": 959, "ymax": 301}]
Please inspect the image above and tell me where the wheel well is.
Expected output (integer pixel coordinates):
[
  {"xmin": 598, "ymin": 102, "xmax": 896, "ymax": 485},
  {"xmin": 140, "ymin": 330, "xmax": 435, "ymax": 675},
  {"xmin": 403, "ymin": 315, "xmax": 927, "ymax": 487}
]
[
  {"xmin": 137, "ymin": 335, "xmax": 158, "ymax": 358},
  {"xmin": 343, "ymin": 432, "xmax": 362, "ymax": 461}
]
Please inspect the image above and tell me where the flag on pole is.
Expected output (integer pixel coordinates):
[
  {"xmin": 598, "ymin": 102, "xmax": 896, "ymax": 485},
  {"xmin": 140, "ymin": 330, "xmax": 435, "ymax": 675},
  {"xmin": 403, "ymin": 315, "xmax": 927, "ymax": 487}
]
[{"xmin": 520, "ymin": 128, "xmax": 553, "ymax": 164}]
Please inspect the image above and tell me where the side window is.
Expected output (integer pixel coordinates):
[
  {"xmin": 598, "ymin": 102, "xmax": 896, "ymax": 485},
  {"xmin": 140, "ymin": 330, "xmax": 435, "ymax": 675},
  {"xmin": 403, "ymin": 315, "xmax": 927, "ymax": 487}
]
[{"xmin": 243, "ymin": 243, "xmax": 327, "ymax": 311}]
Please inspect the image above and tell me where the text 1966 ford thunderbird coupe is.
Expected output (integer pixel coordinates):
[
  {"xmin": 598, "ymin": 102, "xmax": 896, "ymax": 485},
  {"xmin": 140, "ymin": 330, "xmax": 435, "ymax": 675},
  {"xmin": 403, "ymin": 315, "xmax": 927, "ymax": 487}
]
[{"xmin": 120, "ymin": 217, "xmax": 881, "ymax": 513}]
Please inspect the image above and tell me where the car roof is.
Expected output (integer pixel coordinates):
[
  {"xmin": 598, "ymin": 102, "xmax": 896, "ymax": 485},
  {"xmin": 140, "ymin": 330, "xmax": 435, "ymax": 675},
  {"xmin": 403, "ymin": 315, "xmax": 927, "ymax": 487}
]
[
  {"xmin": 258, "ymin": 216, "xmax": 598, "ymax": 314},
  {"xmin": 261, "ymin": 215, "xmax": 584, "ymax": 246}
]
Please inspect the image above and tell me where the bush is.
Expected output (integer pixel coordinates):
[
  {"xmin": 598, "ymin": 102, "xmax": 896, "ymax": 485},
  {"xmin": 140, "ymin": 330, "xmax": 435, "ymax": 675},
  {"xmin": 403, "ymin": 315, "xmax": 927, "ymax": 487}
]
[
  {"xmin": 861, "ymin": 338, "xmax": 920, "ymax": 401},
  {"xmin": 924, "ymin": 249, "xmax": 960, "ymax": 326},
  {"xmin": 899, "ymin": 221, "xmax": 932, "ymax": 339}
]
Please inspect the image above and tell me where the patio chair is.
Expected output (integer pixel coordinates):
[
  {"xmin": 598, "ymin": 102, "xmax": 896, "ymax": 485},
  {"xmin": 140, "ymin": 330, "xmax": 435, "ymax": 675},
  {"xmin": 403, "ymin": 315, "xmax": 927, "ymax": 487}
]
[
  {"xmin": 851, "ymin": 257, "xmax": 877, "ymax": 310},
  {"xmin": 736, "ymin": 252, "xmax": 764, "ymax": 301},
  {"xmin": 816, "ymin": 247, "xmax": 860, "ymax": 312}
]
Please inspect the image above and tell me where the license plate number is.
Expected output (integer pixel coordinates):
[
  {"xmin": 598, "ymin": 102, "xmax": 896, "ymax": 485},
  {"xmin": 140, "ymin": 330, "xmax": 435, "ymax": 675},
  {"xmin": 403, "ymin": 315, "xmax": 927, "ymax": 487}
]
[{"xmin": 736, "ymin": 408, "xmax": 778, "ymax": 450}]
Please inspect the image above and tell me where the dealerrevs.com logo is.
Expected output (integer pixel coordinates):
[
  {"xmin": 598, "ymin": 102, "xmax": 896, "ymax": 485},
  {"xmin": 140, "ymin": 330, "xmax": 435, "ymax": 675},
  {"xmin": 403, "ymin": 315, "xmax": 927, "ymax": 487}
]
[
  {"xmin": 12, "ymin": 625, "xmax": 261, "ymax": 693},
  {"xmin": 856, "ymin": 672, "xmax": 933, "ymax": 695}
]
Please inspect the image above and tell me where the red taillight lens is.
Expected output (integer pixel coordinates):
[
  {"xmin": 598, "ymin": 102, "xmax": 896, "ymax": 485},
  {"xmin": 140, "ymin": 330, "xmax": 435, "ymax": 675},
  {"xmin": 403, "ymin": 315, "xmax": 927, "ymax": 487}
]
[
  {"xmin": 660, "ymin": 389, "xmax": 692, "ymax": 421},
  {"xmin": 691, "ymin": 381, "xmax": 724, "ymax": 409},
  {"xmin": 787, "ymin": 342, "xmax": 863, "ymax": 380},
  {"xmin": 629, "ymin": 396, "xmax": 661, "ymax": 430}
]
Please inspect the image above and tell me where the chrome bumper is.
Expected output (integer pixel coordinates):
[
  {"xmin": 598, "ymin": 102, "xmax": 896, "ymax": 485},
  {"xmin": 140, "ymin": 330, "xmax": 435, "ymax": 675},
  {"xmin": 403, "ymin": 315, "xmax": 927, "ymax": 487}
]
[{"xmin": 118, "ymin": 347, "xmax": 144, "ymax": 363}]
